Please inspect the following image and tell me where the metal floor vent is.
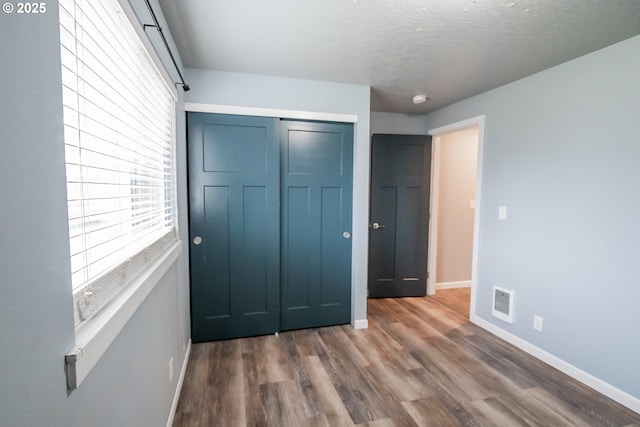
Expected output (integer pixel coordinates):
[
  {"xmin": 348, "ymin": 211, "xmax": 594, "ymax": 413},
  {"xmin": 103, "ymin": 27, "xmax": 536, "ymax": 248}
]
[{"xmin": 492, "ymin": 286, "xmax": 515, "ymax": 324}]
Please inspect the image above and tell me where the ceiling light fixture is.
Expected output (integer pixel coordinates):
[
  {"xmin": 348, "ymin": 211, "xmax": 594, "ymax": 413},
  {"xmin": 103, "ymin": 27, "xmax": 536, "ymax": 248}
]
[{"xmin": 412, "ymin": 94, "xmax": 428, "ymax": 104}]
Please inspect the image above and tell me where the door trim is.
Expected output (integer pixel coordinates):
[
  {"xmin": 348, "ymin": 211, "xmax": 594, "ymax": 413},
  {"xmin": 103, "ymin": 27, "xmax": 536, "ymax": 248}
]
[
  {"xmin": 427, "ymin": 137, "xmax": 441, "ymax": 296},
  {"xmin": 185, "ymin": 102, "xmax": 358, "ymax": 124},
  {"xmin": 428, "ymin": 115, "xmax": 485, "ymax": 319}
]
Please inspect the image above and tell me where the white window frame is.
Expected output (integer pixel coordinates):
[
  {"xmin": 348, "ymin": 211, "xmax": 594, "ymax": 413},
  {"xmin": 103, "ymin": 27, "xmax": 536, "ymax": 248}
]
[{"xmin": 60, "ymin": 0, "xmax": 181, "ymax": 389}]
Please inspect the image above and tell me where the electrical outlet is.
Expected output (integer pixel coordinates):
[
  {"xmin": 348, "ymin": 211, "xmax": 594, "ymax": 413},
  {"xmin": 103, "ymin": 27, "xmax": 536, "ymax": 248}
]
[
  {"xmin": 533, "ymin": 315, "xmax": 543, "ymax": 332},
  {"xmin": 169, "ymin": 357, "xmax": 174, "ymax": 384}
]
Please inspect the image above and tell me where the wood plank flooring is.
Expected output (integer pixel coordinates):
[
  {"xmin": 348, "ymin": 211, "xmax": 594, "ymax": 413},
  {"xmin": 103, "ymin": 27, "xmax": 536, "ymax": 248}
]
[
  {"xmin": 173, "ymin": 297, "xmax": 640, "ymax": 426},
  {"xmin": 432, "ymin": 287, "xmax": 471, "ymax": 318}
]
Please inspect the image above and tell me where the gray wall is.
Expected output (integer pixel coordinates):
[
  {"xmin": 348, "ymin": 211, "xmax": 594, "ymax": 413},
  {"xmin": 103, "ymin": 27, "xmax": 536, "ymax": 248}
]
[
  {"xmin": 370, "ymin": 111, "xmax": 429, "ymax": 135},
  {"xmin": 0, "ymin": 1, "xmax": 190, "ymax": 425},
  {"xmin": 425, "ymin": 35, "xmax": 640, "ymax": 399},
  {"xmin": 184, "ymin": 69, "xmax": 371, "ymax": 325}
]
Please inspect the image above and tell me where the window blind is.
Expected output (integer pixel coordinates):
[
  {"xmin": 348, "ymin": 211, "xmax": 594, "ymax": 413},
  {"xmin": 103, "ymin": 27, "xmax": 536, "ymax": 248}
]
[{"xmin": 59, "ymin": 0, "xmax": 177, "ymax": 328}]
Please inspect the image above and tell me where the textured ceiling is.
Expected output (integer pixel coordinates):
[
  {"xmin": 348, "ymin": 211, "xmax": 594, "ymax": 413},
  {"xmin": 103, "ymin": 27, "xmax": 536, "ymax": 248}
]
[{"xmin": 157, "ymin": 0, "xmax": 640, "ymax": 114}]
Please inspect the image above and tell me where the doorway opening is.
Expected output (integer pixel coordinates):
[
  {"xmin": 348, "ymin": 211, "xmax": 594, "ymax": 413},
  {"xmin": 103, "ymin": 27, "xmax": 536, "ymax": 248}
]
[{"xmin": 427, "ymin": 116, "xmax": 485, "ymax": 319}]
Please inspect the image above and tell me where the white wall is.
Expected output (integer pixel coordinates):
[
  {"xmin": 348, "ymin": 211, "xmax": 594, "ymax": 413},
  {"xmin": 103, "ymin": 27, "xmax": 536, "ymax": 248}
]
[
  {"xmin": 0, "ymin": 1, "xmax": 190, "ymax": 425},
  {"xmin": 184, "ymin": 69, "xmax": 371, "ymax": 326},
  {"xmin": 425, "ymin": 35, "xmax": 640, "ymax": 406}
]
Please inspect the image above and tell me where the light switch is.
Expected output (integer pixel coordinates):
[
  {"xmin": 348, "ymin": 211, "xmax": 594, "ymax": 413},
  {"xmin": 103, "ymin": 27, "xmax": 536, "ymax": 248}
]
[
  {"xmin": 498, "ymin": 206, "xmax": 507, "ymax": 220},
  {"xmin": 533, "ymin": 315, "xmax": 543, "ymax": 332},
  {"xmin": 469, "ymin": 199, "xmax": 476, "ymax": 209}
]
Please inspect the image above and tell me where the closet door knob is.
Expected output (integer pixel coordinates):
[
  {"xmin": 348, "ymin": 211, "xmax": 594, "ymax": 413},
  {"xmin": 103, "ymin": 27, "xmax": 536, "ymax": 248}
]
[{"xmin": 193, "ymin": 236, "xmax": 202, "ymax": 245}]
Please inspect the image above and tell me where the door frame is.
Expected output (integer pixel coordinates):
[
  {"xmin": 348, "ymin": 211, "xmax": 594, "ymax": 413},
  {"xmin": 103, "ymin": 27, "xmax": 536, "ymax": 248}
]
[{"xmin": 427, "ymin": 115, "xmax": 485, "ymax": 319}]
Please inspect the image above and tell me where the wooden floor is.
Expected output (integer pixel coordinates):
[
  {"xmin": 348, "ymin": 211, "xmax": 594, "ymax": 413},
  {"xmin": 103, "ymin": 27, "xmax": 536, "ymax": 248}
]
[
  {"xmin": 432, "ymin": 287, "xmax": 471, "ymax": 318},
  {"xmin": 173, "ymin": 297, "xmax": 640, "ymax": 426}
]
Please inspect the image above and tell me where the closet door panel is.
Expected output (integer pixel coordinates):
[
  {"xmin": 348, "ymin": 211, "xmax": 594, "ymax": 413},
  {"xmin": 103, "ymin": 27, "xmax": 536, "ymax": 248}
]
[
  {"xmin": 188, "ymin": 113, "xmax": 280, "ymax": 342},
  {"xmin": 280, "ymin": 120, "xmax": 353, "ymax": 331}
]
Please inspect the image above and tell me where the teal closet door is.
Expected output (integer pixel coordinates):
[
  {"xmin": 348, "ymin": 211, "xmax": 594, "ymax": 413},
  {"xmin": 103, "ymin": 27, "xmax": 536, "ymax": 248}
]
[
  {"xmin": 280, "ymin": 120, "xmax": 353, "ymax": 331},
  {"xmin": 188, "ymin": 113, "xmax": 280, "ymax": 342}
]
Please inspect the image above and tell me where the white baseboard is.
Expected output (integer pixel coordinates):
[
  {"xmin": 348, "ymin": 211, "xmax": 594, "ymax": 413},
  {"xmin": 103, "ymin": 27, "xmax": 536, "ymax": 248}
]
[
  {"xmin": 436, "ymin": 280, "xmax": 471, "ymax": 290},
  {"xmin": 470, "ymin": 315, "xmax": 640, "ymax": 414},
  {"xmin": 353, "ymin": 318, "xmax": 369, "ymax": 329},
  {"xmin": 166, "ymin": 339, "xmax": 192, "ymax": 427}
]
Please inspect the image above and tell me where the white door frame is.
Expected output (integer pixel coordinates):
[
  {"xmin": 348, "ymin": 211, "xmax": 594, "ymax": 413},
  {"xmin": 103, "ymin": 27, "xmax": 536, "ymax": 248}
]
[{"xmin": 427, "ymin": 115, "xmax": 485, "ymax": 319}]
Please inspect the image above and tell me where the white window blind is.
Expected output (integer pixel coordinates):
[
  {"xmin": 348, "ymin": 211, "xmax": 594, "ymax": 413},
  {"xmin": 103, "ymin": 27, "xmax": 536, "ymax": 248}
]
[{"xmin": 59, "ymin": 0, "xmax": 177, "ymax": 328}]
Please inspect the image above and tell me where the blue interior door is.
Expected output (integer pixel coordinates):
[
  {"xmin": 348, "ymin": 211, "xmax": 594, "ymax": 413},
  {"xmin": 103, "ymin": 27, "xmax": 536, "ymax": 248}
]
[
  {"xmin": 368, "ymin": 134, "xmax": 432, "ymax": 298},
  {"xmin": 280, "ymin": 120, "xmax": 353, "ymax": 330},
  {"xmin": 188, "ymin": 113, "xmax": 280, "ymax": 342}
]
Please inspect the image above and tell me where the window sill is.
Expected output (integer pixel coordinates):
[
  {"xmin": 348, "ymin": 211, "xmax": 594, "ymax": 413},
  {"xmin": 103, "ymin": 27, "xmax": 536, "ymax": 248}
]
[{"xmin": 65, "ymin": 241, "xmax": 182, "ymax": 390}]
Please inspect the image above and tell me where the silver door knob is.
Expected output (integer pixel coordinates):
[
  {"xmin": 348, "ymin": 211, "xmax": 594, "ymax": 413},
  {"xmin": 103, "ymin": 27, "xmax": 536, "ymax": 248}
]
[
  {"xmin": 372, "ymin": 223, "xmax": 385, "ymax": 230},
  {"xmin": 193, "ymin": 236, "xmax": 202, "ymax": 245},
  {"xmin": 343, "ymin": 231, "xmax": 351, "ymax": 239}
]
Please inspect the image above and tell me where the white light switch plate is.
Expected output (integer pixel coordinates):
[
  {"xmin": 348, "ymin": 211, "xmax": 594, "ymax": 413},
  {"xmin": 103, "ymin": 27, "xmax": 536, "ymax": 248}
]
[
  {"xmin": 498, "ymin": 206, "xmax": 507, "ymax": 220},
  {"xmin": 533, "ymin": 315, "xmax": 543, "ymax": 332}
]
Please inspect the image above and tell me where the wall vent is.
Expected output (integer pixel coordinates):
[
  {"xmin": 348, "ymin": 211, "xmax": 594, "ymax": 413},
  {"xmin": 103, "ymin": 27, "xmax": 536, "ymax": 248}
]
[{"xmin": 492, "ymin": 286, "xmax": 515, "ymax": 324}]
